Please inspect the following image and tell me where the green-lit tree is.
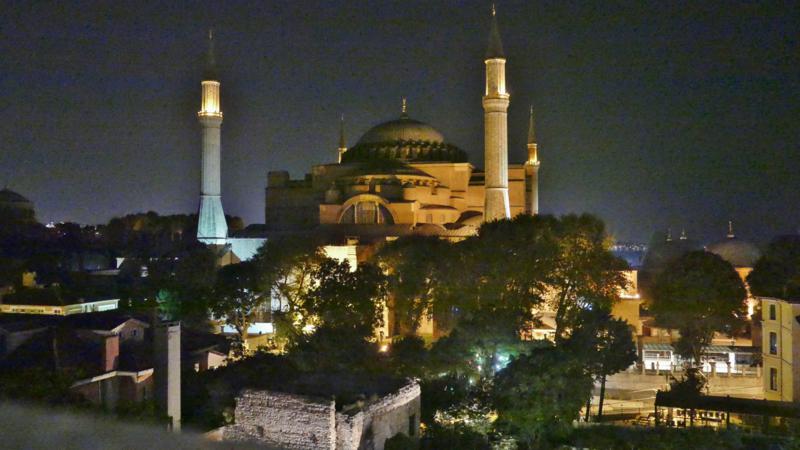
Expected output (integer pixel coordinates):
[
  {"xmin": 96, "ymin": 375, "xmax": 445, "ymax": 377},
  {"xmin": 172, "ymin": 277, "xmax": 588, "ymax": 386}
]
[
  {"xmin": 493, "ymin": 343, "xmax": 593, "ymax": 447},
  {"xmin": 650, "ymin": 251, "xmax": 746, "ymax": 366}
]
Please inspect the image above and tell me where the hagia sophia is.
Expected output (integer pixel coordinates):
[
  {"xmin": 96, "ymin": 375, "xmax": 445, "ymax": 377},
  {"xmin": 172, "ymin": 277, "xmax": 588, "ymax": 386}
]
[{"xmin": 195, "ymin": 9, "xmax": 540, "ymax": 258}]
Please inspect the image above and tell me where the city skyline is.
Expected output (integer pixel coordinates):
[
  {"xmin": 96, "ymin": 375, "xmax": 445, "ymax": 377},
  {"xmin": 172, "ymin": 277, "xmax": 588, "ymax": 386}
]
[{"xmin": 1, "ymin": 1, "xmax": 798, "ymax": 242}]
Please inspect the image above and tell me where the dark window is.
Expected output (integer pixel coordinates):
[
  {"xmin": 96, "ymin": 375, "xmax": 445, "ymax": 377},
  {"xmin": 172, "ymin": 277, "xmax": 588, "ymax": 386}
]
[
  {"xmin": 408, "ymin": 414, "xmax": 416, "ymax": 437},
  {"xmin": 770, "ymin": 304, "xmax": 777, "ymax": 321},
  {"xmin": 770, "ymin": 368, "xmax": 778, "ymax": 391},
  {"xmin": 770, "ymin": 332, "xmax": 778, "ymax": 355}
]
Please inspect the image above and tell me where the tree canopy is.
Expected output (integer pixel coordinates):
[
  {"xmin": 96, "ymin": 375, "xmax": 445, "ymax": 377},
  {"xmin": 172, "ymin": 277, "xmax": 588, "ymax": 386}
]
[
  {"xmin": 747, "ymin": 234, "xmax": 800, "ymax": 300},
  {"xmin": 650, "ymin": 251, "xmax": 746, "ymax": 365}
]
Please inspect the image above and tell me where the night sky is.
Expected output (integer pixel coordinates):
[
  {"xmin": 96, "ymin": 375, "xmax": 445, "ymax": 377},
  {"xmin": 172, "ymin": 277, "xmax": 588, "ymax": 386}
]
[{"xmin": 1, "ymin": 1, "xmax": 798, "ymax": 243}]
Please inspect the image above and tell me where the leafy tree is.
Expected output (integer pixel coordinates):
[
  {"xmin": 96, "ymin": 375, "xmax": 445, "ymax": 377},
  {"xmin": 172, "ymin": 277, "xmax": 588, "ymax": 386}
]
[
  {"xmin": 155, "ymin": 289, "xmax": 181, "ymax": 321},
  {"xmin": 650, "ymin": 251, "xmax": 746, "ymax": 366},
  {"xmin": 0, "ymin": 367, "xmax": 87, "ymax": 406},
  {"xmin": 564, "ymin": 308, "xmax": 637, "ymax": 421},
  {"xmin": 420, "ymin": 424, "xmax": 490, "ymax": 450},
  {"xmin": 386, "ymin": 335, "xmax": 429, "ymax": 378},
  {"xmin": 377, "ymin": 236, "xmax": 453, "ymax": 334},
  {"xmin": 304, "ymin": 259, "xmax": 387, "ymax": 337},
  {"xmin": 668, "ymin": 367, "xmax": 707, "ymax": 399},
  {"xmin": 748, "ymin": 235, "xmax": 800, "ymax": 300},
  {"xmin": 493, "ymin": 344, "xmax": 593, "ymax": 447},
  {"xmin": 251, "ymin": 236, "xmax": 325, "ymax": 346},
  {"xmin": 542, "ymin": 214, "xmax": 629, "ymax": 337},
  {"xmin": 287, "ymin": 326, "xmax": 381, "ymax": 372},
  {"xmin": 209, "ymin": 261, "xmax": 265, "ymax": 353},
  {"xmin": 666, "ymin": 367, "xmax": 708, "ymax": 427}
]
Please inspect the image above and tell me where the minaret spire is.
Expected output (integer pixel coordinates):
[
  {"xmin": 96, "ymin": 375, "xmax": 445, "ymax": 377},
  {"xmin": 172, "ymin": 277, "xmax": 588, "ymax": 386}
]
[
  {"xmin": 337, "ymin": 115, "xmax": 347, "ymax": 164},
  {"xmin": 727, "ymin": 220, "xmax": 735, "ymax": 239},
  {"xmin": 486, "ymin": 4, "xmax": 504, "ymax": 59},
  {"xmin": 527, "ymin": 105, "xmax": 536, "ymax": 145},
  {"xmin": 401, "ymin": 97, "xmax": 408, "ymax": 118},
  {"xmin": 525, "ymin": 105, "xmax": 541, "ymax": 215},
  {"xmin": 482, "ymin": 5, "xmax": 511, "ymax": 221},
  {"xmin": 197, "ymin": 29, "xmax": 227, "ymax": 244},
  {"xmin": 203, "ymin": 28, "xmax": 218, "ymax": 81}
]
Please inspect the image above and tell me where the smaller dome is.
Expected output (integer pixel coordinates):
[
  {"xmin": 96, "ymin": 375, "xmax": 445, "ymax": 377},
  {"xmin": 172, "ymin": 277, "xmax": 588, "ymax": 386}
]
[
  {"xmin": 0, "ymin": 188, "xmax": 31, "ymax": 204},
  {"xmin": 707, "ymin": 238, "xmax": 761, "ymax": 268}
]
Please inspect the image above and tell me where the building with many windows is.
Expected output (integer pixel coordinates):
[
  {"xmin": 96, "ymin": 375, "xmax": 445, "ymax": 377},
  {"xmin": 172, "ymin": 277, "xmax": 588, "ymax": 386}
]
[{"xmin": 761, "ymin": 296, "xmax": 800, "ymax": 401}]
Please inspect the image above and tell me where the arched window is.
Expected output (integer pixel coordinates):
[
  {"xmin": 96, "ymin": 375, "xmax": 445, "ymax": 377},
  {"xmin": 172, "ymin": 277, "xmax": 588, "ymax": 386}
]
[{"xmin": 339, "ymin": 201, "xmax": 394, "ymax": 225}]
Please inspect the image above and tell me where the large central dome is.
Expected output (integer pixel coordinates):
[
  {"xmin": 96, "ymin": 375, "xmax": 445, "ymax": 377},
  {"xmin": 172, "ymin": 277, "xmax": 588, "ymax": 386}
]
[
  {"xmin": 342, "ymin": 109, "xmax": 468, "ymax": 164},
  {"xmin": 357, "ymin": 117, "xmax": 445, "ymax": 146}
]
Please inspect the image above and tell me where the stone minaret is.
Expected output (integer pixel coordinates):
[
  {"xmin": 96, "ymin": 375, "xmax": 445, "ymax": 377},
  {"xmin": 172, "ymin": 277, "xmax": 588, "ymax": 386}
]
[
  {"xmin": 483, "ymin": 5, "xmax": 511, "ymax": 221},
  {"xmin": 337, "ymin": 115, "xmax": 347, "ymax": 163},
  {"xmin": 197, "ymin": 30, "xmax": 228, "ymax": 244},
  {"xmin": 524, "ymin": 106, "xmax": 541, "ymax": 215}
]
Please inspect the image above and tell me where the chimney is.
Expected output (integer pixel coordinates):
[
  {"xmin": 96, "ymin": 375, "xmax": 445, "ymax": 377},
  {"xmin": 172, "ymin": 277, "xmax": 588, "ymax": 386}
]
[
  {"xmin": 102, "ymin": 334, "xmax": 120, "ymax": 372},
  {"xmin": 155, "ymin": 321, "xmax": 181, "ymax": 431}
]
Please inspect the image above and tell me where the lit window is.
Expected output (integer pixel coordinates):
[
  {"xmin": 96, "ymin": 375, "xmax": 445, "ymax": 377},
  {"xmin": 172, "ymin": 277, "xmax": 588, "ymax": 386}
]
[
  {"xmin": 769, "ymin": 332, "xmax": 778, "ymax": 355},
  {"xmin": 769, "ymin": 304, "xmax": 776, "ymax": 321}
]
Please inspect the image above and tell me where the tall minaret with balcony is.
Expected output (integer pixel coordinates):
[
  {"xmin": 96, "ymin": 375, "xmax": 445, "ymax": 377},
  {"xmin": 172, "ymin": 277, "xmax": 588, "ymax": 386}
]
[
  {"xmin": 483, "ymin": 5, "xmax": 511, "ymax": 221},
  {"xmin": 524, "ymin": 106, "xmax": 541, "ymax": 215},
  {"xmin": 197, "ymin": 30, "xmax": 228, "ymax": 244}
]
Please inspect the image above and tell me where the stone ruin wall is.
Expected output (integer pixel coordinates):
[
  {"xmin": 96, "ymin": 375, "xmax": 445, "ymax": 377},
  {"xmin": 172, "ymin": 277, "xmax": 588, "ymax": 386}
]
[
  {"xmin": 223, "ymin": 389, "xmax": 336, "ymax": 450},
  {"xmin": 220, "ymin": 381, "xmax": 421, "ymax": 450},
  {"xmin": 336, "ymin": 382, "xmax": 421, "ymax": 450}
]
